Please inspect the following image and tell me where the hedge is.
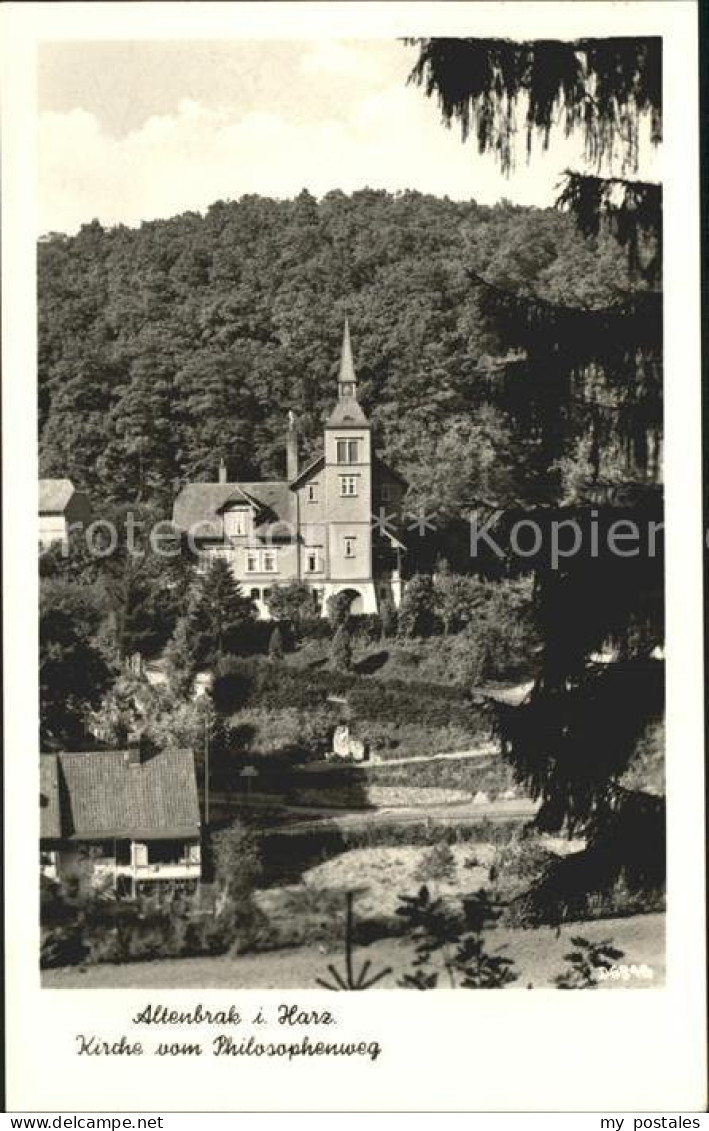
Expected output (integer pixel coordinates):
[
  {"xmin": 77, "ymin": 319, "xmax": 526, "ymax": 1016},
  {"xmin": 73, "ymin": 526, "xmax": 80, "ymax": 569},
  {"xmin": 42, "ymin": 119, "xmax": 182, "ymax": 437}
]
[{"xmin": 211, "ymin": 656, "xmax": 487, "ymax": 731}]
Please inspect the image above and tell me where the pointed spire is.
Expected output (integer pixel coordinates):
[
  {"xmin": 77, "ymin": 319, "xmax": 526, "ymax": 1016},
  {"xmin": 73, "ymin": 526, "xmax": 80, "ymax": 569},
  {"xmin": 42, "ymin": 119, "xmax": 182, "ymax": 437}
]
[
  {"xmin": 338, "ymin": 317, "xmax": 357, "ymax": 399},
  {"xmin": 326, "ymin": 316, "xmax": 370, "ymax": 428}
]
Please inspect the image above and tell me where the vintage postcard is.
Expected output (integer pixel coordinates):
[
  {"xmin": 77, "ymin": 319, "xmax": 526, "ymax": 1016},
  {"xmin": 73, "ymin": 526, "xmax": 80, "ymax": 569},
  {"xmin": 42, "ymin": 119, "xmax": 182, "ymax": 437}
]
[{"xmin": 2, "ymin": 0, "xmax": 705, "ymax": 1114}]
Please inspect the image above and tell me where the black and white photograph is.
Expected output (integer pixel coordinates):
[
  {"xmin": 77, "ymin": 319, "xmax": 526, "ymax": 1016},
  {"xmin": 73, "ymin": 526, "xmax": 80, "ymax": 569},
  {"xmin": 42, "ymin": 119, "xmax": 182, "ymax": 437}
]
[{"xmin": 2, "ymin": 0, "xmax": 705, "ymax": 1115}]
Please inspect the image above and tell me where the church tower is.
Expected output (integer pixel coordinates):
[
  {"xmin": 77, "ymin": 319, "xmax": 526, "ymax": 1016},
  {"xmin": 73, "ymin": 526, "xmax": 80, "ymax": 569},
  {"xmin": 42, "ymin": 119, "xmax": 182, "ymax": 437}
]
[{"xmin": 322, "ymin": 319, "xmax": 376, "ymax": 613}]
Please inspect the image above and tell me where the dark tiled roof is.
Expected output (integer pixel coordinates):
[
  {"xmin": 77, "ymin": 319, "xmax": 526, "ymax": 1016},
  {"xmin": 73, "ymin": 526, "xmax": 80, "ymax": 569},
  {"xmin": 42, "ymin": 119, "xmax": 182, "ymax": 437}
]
[
  {"xmin": 173, "ymin": 481, "xmax": 294, "ymax": 537},
  {"xmin": 289, "ymin": 453, "xmax": 325, "ymax": 488},
  {"xmin": 40, "ymin": 755, "xmax": 62, "ymax": 839},
  {"xmin": 39, "ymin": 478, "xmax": 75, "ymax": 514},
  {"xmin": 40, "ymin": 748, "xmax": 201, "ymax": 841}
]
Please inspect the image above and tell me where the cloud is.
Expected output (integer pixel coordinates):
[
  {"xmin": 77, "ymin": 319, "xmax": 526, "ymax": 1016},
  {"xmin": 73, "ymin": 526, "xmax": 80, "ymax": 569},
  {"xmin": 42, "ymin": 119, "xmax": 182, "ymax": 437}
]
[
  {"xmin": 39, "ymin": 89, "xmax": 559, "ymax": 234},
  {"xmin": 39, "ymin": 41, "xmax": 661, "ymax": 235}
]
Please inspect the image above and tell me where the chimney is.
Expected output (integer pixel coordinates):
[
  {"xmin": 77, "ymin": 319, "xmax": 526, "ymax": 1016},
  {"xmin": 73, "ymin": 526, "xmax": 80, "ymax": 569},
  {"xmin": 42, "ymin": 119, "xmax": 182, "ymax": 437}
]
[
  {"xmin": 218, "ymin": 458, "xmax": 228, "ymax": 484},
  {"xmin": 286, "ymin": 412, "xmax": 298, "ymax": 481}
]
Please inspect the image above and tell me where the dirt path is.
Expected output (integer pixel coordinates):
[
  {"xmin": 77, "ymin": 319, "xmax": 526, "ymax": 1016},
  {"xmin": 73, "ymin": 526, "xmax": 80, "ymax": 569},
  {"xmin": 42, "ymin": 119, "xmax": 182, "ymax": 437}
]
[{"xmin": 292, "ymin": 742, "xmax": 501, "ymax": 773}]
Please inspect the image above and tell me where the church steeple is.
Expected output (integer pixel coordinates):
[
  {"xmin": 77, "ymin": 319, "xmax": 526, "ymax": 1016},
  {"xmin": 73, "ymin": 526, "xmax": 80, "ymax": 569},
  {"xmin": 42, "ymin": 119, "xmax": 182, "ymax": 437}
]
[
  {"xmin": 326, "ymin": 318, "xmax": 370, "ymax": 429},
  {"xmin": 338, "ymin": 317, "xmax": 357, "ymax": 400}
]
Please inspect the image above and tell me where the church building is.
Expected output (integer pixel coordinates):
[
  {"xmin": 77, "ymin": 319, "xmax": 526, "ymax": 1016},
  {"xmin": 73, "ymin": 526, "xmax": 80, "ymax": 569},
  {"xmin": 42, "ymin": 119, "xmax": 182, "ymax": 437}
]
[{"xmin": 172, "ymin": 321, "xmax": 407, "ymax": 618}]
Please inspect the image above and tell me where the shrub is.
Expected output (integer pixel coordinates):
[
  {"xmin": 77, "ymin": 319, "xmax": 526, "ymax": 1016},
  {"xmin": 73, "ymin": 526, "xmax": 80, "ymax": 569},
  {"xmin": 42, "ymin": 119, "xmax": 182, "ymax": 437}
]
[
  {"xmin": 296, "ymin": 617, "xmax": 333, "ymax": 642},
  {"xmin": 40, "ymin": 924, "xmax": 87, "ymax": 968},
  {"xmin": 211, "ymin": 656, "xmax": 257, "ymax": 712},
  {"xmin": 379, "ymin": 600, "xmax": 398, "ymax": 639},
  {"xmin": 268, "ymin": 623, "xmax": 286, "ymax": 661},
  {"xmin": 415, "ymin": 842, "xmax": 457, "ymax": 884},
  {"xmin": 395, "ymin": 886, "xmax": 517, "ymax": 989},
  {"xmin": 326, "ymin": 592, "xmax": 353, "ymax": 628},
  {"xmin": 554, "ymin": 937, "xmax": 625, "ymax": 989},
  {"xmin": 39, "ymin": 884, "xmax": 259, "ymax": 968},
  {"xmin": 398, "ymin": 575, "xmax": 436, "ymax": 638},
  {"xmin": 266, "ymin": 582, "xmax": 320, "ymax": 625},
  {"xmin": 205, "ymin": 655, "xmax": 489, "ymax": 737},
  {"xmin": 221, "ymin": 706, "xmax": 335, "ymax": 767},
  {"xmin": 348, "ymin": 614, "xmax": 384, "ymax": 643},
  {"xmin": 331, "ymin": 624, "xmax": 353, "ymax": 672},
  {"xmin": 211, "ymin": 821, "xmax": 263, "ymax": 899}
]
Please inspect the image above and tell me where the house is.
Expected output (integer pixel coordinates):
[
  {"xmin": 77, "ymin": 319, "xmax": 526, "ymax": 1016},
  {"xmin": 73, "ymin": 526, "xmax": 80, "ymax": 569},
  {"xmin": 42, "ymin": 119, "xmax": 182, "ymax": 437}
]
[
  {"xmin": 40, "ymin": 739, "xmax": 202, "ymax": 898},
  {"xmin": 39, "ymin": 478, "xmax": 92, "ymax": 549},
  {"xmin": 173, "ymin": 320, "xmax": 407, "ymax": 617}
]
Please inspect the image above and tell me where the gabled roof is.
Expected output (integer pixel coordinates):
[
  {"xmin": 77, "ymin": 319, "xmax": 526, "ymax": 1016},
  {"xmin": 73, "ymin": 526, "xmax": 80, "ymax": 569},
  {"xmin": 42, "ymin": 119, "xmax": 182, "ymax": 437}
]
[
  {"xmin": 40, "ymin": 748, "xmax": 201, "ymax": 841},
  {"xmin": 173, "ymin": 480, "xmax": 294, "ymax": 537},
  {"xmin": 39, "ymin": 479, "xmax": 75, "ymax": 514},
  {"xmin": 289, "ymin": 453, "xmax": 325, "ymax": 489}
]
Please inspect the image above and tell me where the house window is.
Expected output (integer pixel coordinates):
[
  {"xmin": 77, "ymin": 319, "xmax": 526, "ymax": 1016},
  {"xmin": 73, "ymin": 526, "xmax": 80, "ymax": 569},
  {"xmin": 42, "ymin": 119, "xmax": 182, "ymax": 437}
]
[
  {"xmin": 307, "ymin": 483, "xmax": 318, "ymax": 503},
  {"xmin": 262, "ymin": 550, "xmax": 277, "ymax": 573},
  {"xmin": 249, "ymin": 588, "xmax": 260, "ymax": 600},
  {"xmin": 336, "ymin": 439, "xmax": 359, "ymax": 464},
  {"xmin": 343, "ymin": 536, "xmax": 356, "ymax": 559},
  {"xmin": 306, "ymin": 552, "xmax": 320, "ymax": 573},
  {"xmin": 147, "ymin": 840, "xmax": 184, "ymax": 866},
  {"xmin": 340, "ymin": 382, "xmax": 355, "ymax": 397},
  {"xmin": 224, "ymin": 508, "xmax": 248, "ymax": 538},
  {"xmin": 340, "ymin": 476, "xmax": 358, "ymax": 497},
  {"xmin": 380, "ymin": 483, "xmax": 394, "ymax": 502},
  {"xmin": 115, "ymin": 840, "xmax": 131, "ymax": 866},
  {"xmin": 262, "ymin": 588, "xmax": 272, "ymax": 601},
  {"xmin": 246, "ymin": 551, "xmax": 259, "ymax": 573}
]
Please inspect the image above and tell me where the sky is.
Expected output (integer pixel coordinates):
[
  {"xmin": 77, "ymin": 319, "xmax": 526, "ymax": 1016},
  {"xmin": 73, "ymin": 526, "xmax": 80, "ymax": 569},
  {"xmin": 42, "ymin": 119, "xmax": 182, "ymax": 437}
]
[{"xmin": 38, "ymin": 39, "xmax": 658, "ymax": 235}]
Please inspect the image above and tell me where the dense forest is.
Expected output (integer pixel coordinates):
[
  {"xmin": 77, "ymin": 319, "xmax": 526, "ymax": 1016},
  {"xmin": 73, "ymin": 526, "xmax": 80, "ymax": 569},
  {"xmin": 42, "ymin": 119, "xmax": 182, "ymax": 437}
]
[{"xmin": 38, "ymin": 188, "xmax": 655, "ymax": 512}]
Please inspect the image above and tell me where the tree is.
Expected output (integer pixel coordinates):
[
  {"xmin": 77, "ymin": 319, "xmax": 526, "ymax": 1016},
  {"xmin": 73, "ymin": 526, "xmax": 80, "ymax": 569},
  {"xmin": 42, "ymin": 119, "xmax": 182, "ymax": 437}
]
[
  {"xmin": 40, "ymin": 190, "xmax": 642, "ymax": 509},
  {"xmin": 330, "ymin": 623, "xmax": 353, "ymax": 672},
  {"xmin": 87, "ymin": 673, "xmax": 179, "ymax": 749},
  {"xmin": 407, "ymin": 38, "xmax": 661, "ymax": 251},
  {"xmin": 184, "ymin": 559, "xmax": 256, "ymax": 668},
  {"xmin": 379, "ymin": 597, "xmax": 398, "ymax": 639},
  {"xmin": 432, "ymin": 562, "xmax": 473, "ymax": 635},
  {"xmin": 40, "ymin": 580, "xmax": 115, "ymax": 748},
  {"xmin": 163, "ymin": 616, "xmax": 198, "ymax": 699},
  {"xmin": 326, "ymin": 591, "xmax": 353, "ymax": 628},
  {"xmin": 268, "ymin": 623, "xmax": 286, "ymax": 662},
  {"xmin": 266, "ymin": 581, "xmax": 318, "ymax": 625},
  {"xmin": 211, "ymin": 821, "xmax": 263, "ymax": 900},
  {"xmin": 407, "ymin": 36, "xmax": 664, "ymax": 901},
  {"xmin": 54, "ymin": 501, "xmax": 195, "ymax": 664},
  {"xmin": 398, "ymin": 574, "xmax": 437, "ymax": 638}
]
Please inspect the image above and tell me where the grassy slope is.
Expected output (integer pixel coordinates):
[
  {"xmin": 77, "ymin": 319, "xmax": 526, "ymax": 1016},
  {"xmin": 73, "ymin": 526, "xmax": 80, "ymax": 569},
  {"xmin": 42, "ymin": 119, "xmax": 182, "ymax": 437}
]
[{"xmin": 42, "ymin": 912, "xmax": 665, "ymax": 990}]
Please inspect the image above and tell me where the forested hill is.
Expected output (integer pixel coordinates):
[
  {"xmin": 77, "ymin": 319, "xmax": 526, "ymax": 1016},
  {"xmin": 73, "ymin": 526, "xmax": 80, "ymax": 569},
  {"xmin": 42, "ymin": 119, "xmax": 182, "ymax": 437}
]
[{"xmin": 38, "ymin": 189, "xmax": 640, "ymax": 510}]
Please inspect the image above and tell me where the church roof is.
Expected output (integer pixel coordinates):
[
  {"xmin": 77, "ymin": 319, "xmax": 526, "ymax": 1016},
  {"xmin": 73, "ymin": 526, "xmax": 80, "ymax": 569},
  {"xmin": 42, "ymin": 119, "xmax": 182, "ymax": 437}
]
[
  {"xmin": 325, "ymin": 318, "xmax": 371, "ymax": 429},
  {"xmin": 339, "ymin": 316, "xmax": 357, "ymax": 386},
  {"xmin": 326, "ymin": 398, "xmax": 371, "ymax": 428}
]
